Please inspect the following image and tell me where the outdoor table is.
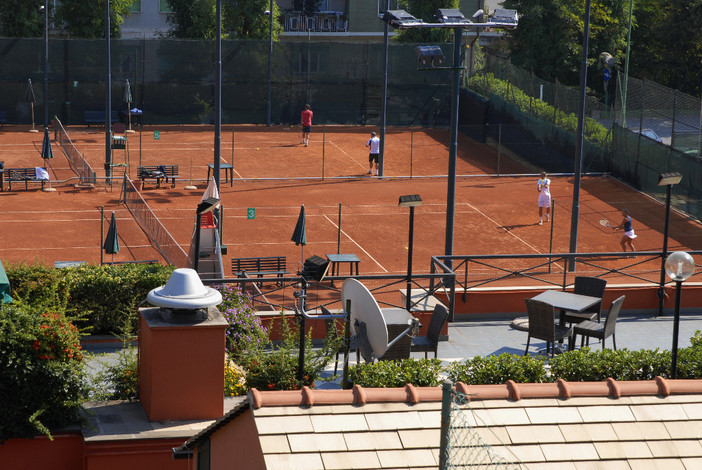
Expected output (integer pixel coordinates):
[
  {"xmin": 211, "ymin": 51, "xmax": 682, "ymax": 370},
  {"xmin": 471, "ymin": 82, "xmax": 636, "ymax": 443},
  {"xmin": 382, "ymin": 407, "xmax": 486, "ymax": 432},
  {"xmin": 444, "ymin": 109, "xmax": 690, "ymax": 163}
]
[
  {"xmin": 326, "ymin": 253, "xmax": 360, "ymax": 276},
  {"xmin": 207, "ymin": 163, "xmax": 234, "ymax": 187},
  {"xmin": 531, "ymin": 290, "xmax": 602, "ymax": 350}
]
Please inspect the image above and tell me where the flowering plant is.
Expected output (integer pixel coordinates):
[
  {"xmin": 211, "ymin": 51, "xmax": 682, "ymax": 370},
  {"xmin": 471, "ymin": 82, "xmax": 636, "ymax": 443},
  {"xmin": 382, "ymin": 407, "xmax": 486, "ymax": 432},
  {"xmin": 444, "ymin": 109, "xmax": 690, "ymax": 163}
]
[
  {"xmin": 0, "ymin": 305, "xmax": 86, "ymax": 440},
  {"xmin": 217, "ymin": 284, "xmax": 268, "ymax": 362}
]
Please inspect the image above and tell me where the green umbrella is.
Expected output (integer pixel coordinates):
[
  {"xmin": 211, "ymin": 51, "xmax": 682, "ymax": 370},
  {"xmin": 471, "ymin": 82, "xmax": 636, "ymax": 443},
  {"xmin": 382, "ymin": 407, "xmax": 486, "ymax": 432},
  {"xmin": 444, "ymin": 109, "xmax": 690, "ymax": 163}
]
[
  {"xmin": 103, "ymin": 211, "xmax": 120, "ymax": 262},
  {"xmin": 291, "ymin": 204, "xmax": 306, "ymax": 267},
  {"xmin": 41, "ymin": 127, "xmax": 53, "ymax": 160}
]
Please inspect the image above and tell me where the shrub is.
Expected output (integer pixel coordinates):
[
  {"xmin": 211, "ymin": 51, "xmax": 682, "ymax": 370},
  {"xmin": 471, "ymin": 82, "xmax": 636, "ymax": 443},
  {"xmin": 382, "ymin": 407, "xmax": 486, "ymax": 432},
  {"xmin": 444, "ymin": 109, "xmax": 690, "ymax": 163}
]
[
  {"xmin": 240, "ymin": 312, "xmax": 341, "ymax": 391},
  {"xmin": 6, "ymin": 263, "xmax": 72, "ymax": 314},
  {"xmin": 0, "ymin": 304, "xmax": 86, "ymax": 440},
  {"xmin": 549, "ymin": 348, "xmax": 672, "ymax": 382},
  {"xmin": 445, "ymin": 353, "xmax": 548, "ymax": 385},
  {"xmin": 224, "ymin": 361, "xmax": 248, "ymax": 396},
  {"xmin": 87, "ymin": 342, "xmax": 139, "ymax": 401},
  {"xmin": 348, "ymin": 358, "xmax": 443, "ymax": 388},
  {"xmin": 217, "ymin": 284, "xmax": 268, "ymax": 362}
]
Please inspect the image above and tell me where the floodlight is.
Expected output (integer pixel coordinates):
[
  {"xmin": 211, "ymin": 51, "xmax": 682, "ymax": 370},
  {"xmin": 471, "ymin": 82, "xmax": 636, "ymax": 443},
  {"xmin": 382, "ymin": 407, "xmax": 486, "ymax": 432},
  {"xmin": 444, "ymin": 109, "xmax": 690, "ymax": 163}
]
[
  {"xmin": 658, "ymin": 172, "xmax": 682, "ymax": 186},
  {"xmin": 416, "ymin": 45, "xmax": 445, "ymax": 68},
  {"xmin": 600, "ymin": 52, "xmax": 615, "ymax": 69},
  {"xmin": 435, "ymin": 9, "xmax": 466, "ymax": 23},
  {"xmin": 490, "ymin": 9, "xmax": 518, "ymax": 25},
  {"xmin": 399, "ymin": 194, "xmax": 423, "ymax": 207},
  {"xmin": 197, "ymin": 197, "xmax": 220, "ymax": 215},
  {"xmin": 382, "ymin": 9, "xmax": 421, "ymax": 28}
]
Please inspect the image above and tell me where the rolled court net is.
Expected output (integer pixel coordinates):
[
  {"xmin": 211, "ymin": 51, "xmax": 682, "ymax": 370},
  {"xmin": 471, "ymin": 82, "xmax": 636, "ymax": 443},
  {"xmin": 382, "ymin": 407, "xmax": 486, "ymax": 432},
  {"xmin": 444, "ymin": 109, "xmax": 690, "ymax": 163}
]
[
  {"xmin": 55, "ymin": 117, "xmax": 97, "ymax": 186},
  {"xmin": 122, "ymin": 177, "xmax": 188, "ymax": 267}
]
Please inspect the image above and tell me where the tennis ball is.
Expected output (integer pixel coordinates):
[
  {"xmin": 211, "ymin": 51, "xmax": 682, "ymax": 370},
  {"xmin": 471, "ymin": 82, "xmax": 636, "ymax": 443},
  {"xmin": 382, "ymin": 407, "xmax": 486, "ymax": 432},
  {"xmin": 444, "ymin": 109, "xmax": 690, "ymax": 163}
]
[{"xmin": 257, "ymin": 147, "xmax": 260, "ymax": 150}]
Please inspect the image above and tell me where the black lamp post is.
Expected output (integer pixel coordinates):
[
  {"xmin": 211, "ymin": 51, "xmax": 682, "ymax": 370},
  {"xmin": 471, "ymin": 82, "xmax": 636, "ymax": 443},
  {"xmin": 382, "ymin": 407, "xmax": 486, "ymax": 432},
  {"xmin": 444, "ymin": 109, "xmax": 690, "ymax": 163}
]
[
  {"xmin": 664, "ymin": 251, "xmax": 695, "ymax": 379},
  {"xmin": 43, "ymin": 0, "xmax": 49, "ymax": 131},
  {"xmin": 266, "ymin": 0, "xmax": 273, "ymax": 127},
  {"xmin": 399, "ymin": 195, "xmax": 422, "ymax": 311},
  {"xmin": 105, "ymin": 0, "xmax": 112, "ymax": 183},
  {"xmin": 657, "ymin": 172, "xmax": 683, "ymax": 316}
]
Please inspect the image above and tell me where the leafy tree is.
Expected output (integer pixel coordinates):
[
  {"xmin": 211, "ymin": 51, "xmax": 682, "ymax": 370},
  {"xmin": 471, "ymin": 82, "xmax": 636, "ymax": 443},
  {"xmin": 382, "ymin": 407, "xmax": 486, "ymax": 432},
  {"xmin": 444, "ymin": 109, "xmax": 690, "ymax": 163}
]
[
  {"xmin": 54, "ymin": 0, "xmax": 133, "ymax": 38},
  {"xmin": 166, "ymin": 0, "xmax": 217, "ymax": 39},
  {"xmin": 0, "ymin": 0, "xmax": 45, "ymax": 37},
  {"xmin": 223, "ymin": 0, "xmax": 283, "ymax": 40},
  {"xmin": 501, "ymin": 0, "xmax": 629, "ymax": 87},
  {"xmin": 293, "ymin": 0, "xmax": 321, "ymax": 16},
  {"xmin": 394, "ymin": 0, "xmax": 461, "ymax": 43},
  {"xmin": 629, "ymin": 0, "xmax": 702, "ymax": 96}
]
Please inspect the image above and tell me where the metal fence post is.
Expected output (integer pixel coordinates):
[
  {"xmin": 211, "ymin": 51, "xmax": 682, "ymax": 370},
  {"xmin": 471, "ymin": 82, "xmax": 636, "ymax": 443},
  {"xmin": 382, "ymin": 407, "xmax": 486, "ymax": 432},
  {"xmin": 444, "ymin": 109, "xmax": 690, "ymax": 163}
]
[{"xmin": 439, "ymin": 381, "xmax": 453, "ymax": 470}]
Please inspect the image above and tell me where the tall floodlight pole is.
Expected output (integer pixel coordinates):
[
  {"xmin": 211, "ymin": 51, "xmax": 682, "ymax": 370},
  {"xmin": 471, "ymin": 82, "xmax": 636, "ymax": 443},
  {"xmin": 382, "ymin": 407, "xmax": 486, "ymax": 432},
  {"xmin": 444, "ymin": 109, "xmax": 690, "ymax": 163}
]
[
  {"xmin": 379, "ymin": 0, "xmax": 390, "ymax": 178},
  {"xmin": 568, "ymin": 0, "xmax": 592, "ymax": 271},
  {"xmin": 43, "ymin": 0, "xmax": 49, "ymax": 130},
  {"xmin": 214, "ymin": 0, "xmax": 222, "ymax": 193},
  {"xmin": 621, "ymin": 0, "xmax": 634, "ymax": 127},
  {"xmin": 266, "ymin": 0, "xmax": 273, "ymax": 127},
  {"xmin": 445, "ymin": 27, "xmax": 462, "ymax": 263},
  {"xmin": 105, "ymin": 0, "xmax": 112, "ymax": 182}
]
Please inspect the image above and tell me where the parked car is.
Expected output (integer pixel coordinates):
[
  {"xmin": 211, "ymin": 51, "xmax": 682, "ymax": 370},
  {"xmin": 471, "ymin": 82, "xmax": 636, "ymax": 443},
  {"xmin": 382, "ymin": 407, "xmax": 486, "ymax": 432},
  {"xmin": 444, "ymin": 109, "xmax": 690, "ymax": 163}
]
[{"xmin": 637, "ymin": 128, "xmax": 663, "ymax": 143}]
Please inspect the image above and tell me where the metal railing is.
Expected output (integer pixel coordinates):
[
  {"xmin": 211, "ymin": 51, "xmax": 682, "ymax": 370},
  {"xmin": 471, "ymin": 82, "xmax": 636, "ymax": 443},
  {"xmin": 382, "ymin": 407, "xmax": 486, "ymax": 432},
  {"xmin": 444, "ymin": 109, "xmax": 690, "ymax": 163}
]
[
  {"xmin": 54, "ymin": 117, "xmax": 97, "ymax": 186},
  {"xmin": 430, "ymin": 251, "xmax": 702, "ymax": 317}
]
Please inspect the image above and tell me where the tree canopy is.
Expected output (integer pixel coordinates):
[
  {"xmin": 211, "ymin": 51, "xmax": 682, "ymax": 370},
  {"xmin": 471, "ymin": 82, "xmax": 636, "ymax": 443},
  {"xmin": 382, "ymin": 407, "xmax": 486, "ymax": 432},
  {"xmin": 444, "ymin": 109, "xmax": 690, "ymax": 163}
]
[
  {"xmin": 54, "ymin": 0, "xmax": 133, "ymax": 38},
  {"xmin": 0, "ymin": 0, "xmax": 45, "ymax": 38}
]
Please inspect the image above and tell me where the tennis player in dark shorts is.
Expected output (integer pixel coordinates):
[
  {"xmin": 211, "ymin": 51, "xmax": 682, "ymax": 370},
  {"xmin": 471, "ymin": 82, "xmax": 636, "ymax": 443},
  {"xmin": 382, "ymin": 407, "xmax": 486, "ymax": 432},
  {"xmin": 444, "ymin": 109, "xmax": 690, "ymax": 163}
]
[
  {"xmin": 365, "ymin": 131, "xmax": 380, "ymax": 175},
  {"xmin": 301, "ymin": 104, "xmax": 313, "ymax": 147}
]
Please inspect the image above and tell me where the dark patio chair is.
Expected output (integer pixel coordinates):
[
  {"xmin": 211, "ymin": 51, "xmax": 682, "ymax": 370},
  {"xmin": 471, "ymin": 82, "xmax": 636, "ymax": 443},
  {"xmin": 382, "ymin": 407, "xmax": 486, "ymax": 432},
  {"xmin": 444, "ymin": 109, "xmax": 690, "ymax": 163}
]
[
  {"xmin": 563, "ymin": 276, "xmax": 607, "ymax": 325},
  {"xmin": 410, "ymin": 303, "xmax": 449, "ymax": 359},
  {"xmin": 524, "ymin": 298, "xmax": 573, "ymax": 357},
  {"xmin": 573, "ymin": 295, "xmax": 625, "ymax": 350},
  {"xmin": 325, "ymin": 317, "xmax": 359, "ymax": 375}
]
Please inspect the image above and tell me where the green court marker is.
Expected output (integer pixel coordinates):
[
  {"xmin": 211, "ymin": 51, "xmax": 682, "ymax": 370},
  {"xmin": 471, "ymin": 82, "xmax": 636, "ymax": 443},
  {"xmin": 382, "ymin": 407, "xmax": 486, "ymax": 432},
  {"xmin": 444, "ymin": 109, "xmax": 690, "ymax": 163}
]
[
  {"xmin": 247, "ymin": 208, "xmax": 255, "ymax": 219},
  {"xmin": 154, "ymin": 131, "xmax": 160, "ymax": 140}
]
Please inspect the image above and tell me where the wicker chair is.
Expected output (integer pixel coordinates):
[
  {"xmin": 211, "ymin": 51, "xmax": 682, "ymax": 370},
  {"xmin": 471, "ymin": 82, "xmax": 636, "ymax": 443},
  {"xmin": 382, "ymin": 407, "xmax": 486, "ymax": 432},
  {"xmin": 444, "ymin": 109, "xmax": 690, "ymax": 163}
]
[
  {"xmin": 573, "ymin": 295, "xmax": 625, "ymax": 350},
  {"xmin": 524, "ymin": 298, "xmax": 573, "ymax": 357},
  {"xmin": 410, "ymin": 303, "xmax": 449, "ymax": 359},
  {"xmin": 563, "ymin": 276, "xmax": 607, "ymax": 325}
]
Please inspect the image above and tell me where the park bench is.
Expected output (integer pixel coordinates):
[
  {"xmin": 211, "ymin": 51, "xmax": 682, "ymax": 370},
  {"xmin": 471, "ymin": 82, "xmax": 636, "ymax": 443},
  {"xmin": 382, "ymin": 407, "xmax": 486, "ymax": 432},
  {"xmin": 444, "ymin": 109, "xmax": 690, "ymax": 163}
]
[
  {"xmin": 0, "ymin": 111, "xmax": 6, "ymax": 128},
  {"xmin": 5, "ymin": 167, "xmax": 48, "ymax": 191},
  {"xmin": 231, "ymin": 256, "xmax": 288, "ymax": 285},
  {"xmin": 137, "ymin": 165, "xmax": 178, "ymax": 188},
  {"xmin": 84, "ymin": 110, "xmax": 119, "ymax": 127}
]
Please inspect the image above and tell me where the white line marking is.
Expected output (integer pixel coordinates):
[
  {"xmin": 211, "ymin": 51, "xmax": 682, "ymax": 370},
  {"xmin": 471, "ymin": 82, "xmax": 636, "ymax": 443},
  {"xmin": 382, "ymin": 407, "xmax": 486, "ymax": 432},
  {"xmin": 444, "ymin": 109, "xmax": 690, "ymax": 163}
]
[
  {"xmin": 464, "ymin": 201, "xmax": 543, "ymax": 254},
  {"xmin": 328, "ymin": 140, "xmax": 366, "ymax": 171},
  {"xmin": 323, "ymin": 214, "xmax": 388, "ymax": 272}
]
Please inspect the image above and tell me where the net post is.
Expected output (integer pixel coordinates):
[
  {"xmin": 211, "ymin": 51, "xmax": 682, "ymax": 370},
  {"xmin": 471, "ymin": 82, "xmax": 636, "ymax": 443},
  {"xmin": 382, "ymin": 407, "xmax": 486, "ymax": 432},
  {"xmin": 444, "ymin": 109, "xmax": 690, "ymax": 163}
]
[
  {"xmin": 439, "ymin": 380, "xmax": 453, "ymax": 470},
  {"xmin": 337, "ymin": 202, "xmax": 342, "ymax": 254},
  {"xmin": 410, "ymin": 127, "xmax": 414, "ymax": 179},
  {"xmin": 322, "ymin": 125, "xmax": 326, "ymax": 180},
  {"xmin": 100, "ymin": 205, "xmax": 105, "ymax": 266},
  {"xmin": 497, "ymin": 124, "xmax": 502, "ymax": 175},
  {"xmin": 548, "ymin": 198, "xmax": 555, "ymax": 273},
  {"xmin": 231, "ymin": 126, "xmax": 235, "ymax": 164}
]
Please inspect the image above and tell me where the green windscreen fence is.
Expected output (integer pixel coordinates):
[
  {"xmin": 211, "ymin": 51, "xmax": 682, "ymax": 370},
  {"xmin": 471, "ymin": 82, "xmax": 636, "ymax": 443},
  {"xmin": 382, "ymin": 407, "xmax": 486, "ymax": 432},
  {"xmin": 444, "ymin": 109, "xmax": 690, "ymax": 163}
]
[
  {"xmin": 0, "ymin": 38, "xmax": 456, "ymax": 127},
  {"xmin": 611, "ymin": 124, "xmax": 702, "ymax": 220}
]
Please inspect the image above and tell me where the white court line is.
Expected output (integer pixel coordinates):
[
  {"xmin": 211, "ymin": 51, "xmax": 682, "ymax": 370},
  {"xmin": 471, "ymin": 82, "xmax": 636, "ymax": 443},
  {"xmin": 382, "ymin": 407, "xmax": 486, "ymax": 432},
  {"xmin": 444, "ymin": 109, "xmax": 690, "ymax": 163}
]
[
  {"xmin": 328, "ymin": 140, "xmax": 367, "ymax": 172},
  {"xmin": 463, "ymin": 202, "xmax": 543, "ymax": 254},
  {"xmin": 323, "ymin": 214, "xmax": 388, "ymax": 273}
]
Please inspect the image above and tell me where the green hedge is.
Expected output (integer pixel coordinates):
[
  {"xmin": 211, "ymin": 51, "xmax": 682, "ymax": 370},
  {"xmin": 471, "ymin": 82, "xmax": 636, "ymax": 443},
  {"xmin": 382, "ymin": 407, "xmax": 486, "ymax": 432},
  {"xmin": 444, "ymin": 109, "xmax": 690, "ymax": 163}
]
[{"xmin": 7, "ymin": 263, "xmax": 174, "ymax": 336}]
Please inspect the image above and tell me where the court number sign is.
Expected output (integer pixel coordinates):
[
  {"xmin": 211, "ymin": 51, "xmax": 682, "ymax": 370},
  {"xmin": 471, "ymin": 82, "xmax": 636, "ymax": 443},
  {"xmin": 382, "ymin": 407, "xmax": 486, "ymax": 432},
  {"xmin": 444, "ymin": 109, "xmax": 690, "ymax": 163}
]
[
  {"xmin": 154, "ymin": 131, "xmax": 160, "ymax": 140},
  {"xmin": 247, "ymin": 208, "xmax": 255, "ymax": 219}
]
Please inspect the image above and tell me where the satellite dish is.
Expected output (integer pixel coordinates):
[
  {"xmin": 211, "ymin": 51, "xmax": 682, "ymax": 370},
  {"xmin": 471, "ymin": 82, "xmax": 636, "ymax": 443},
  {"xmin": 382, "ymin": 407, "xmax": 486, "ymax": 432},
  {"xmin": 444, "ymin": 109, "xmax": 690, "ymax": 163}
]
[{"xmin": 341, "ymin": 278, "xmax": 389, "ymax": 358}]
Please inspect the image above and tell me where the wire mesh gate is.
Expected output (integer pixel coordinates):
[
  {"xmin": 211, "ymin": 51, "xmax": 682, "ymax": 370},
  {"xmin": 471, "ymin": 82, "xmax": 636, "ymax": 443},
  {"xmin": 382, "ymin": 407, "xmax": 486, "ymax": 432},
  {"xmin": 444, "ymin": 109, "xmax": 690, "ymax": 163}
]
[{"xmin": 440, "ymin": 382, "xmax": 522, "ymax": 469}]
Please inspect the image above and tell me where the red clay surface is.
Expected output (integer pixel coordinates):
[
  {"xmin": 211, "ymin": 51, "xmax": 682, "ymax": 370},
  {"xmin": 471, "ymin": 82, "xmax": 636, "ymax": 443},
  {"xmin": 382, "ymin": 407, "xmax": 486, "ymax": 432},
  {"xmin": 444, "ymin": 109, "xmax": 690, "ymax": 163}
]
[{"xmin": 1, "ymin": 124, "xmax": 701, "ymax": 282}]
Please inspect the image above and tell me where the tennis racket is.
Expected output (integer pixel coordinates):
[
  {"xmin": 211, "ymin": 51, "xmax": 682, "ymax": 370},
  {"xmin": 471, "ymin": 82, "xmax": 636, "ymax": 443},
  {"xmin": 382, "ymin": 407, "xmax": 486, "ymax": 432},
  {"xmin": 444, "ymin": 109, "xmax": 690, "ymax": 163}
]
[{"xmin": 599, "ymin": 219, "xmax": 613, "ymax": 228}]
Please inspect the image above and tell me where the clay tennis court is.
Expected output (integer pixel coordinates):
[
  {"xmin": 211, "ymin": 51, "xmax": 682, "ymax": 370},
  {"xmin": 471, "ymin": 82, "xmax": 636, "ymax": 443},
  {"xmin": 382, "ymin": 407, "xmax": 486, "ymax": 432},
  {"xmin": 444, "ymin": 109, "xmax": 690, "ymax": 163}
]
[{"xmin": 1, "ymin": 125, "xmax": 700, "ymax": 280}]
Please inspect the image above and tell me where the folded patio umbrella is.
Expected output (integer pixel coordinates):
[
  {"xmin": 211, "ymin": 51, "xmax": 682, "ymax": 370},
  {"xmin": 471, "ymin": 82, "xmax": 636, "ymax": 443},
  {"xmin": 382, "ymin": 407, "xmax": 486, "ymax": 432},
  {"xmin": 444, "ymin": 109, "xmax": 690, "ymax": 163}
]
[
  {"xmin": 103, "ymin": 211, "xmax": 120, "ymax": 262},
  {"xmin": 291, "ymin": 205, "xmax": 307, "ymax": 267}
]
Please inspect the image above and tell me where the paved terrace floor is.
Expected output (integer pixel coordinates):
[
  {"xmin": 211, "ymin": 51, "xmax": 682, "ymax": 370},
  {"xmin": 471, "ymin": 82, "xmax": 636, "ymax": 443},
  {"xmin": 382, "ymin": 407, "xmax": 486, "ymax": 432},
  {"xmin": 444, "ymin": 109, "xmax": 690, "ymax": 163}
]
[{"xmin": 85, "ymin": 312, "xmax": 702, "ymax": 391}]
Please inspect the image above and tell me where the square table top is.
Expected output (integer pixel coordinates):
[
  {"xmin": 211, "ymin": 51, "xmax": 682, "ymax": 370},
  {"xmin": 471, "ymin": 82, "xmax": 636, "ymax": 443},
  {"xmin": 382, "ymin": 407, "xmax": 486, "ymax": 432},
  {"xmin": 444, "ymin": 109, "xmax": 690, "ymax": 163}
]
[
  {"xmin": 531, "ymin": 290, "xmax": 601, "ymax": 312},
  {"xmin": 207, "ymin": 162, "xmax": 233, "ymax": 169},
  {"xmin": 326, "ymin": 253, "xmax": 360, "ymax": 263}
]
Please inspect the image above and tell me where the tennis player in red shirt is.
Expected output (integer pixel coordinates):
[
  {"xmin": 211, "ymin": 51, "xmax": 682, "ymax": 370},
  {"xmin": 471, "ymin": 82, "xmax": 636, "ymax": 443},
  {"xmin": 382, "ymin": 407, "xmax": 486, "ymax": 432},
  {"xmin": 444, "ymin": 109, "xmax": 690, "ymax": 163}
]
[{"xmin": 301, "ymin": 104, "xmax": 313, "ymax": 147}]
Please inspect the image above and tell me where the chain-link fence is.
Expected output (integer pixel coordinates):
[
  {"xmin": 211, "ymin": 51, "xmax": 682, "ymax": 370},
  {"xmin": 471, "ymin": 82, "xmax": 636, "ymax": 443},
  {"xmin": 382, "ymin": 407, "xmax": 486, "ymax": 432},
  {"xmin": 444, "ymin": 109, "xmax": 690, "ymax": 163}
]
[
  {"xmin": 440, "ymin": 382, "xmax": 521, "ymax": 469},
  {"xmin": 614, "ymin": 75, "xmax": 702, "ymax": 157},
  {"xmin": 0, "ymin": 38, "xmax": 455, "ymax": 128}
]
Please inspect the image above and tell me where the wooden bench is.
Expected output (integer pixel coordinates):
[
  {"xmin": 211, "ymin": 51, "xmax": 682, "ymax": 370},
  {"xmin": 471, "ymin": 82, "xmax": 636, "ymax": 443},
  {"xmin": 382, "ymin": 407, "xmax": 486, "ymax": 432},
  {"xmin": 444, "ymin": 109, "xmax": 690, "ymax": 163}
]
[
  {"xmin": 232, "ymin": 256, "xmax": 288, "ymax": 284},
  {"xmin": 6, "ymin": 167, "xmax": 47, "ymax": 191},
  {"xmin": 84, "ymin": 110, "xmax": 119, "ymax": 127},
  {"xmin": 0, "ymin": 111, "xmax": 6, "ymax": 128},
  {"xmin": 137, "ymin": 165, "xmax": 178, "ymax": 188}
]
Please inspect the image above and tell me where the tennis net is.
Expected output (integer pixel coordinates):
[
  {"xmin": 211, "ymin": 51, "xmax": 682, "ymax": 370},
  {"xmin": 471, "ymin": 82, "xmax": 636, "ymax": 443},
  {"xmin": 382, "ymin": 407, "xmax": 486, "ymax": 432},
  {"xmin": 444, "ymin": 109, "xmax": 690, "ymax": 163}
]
[
  {"xmin": 54, "ymin": 117, "xmax": 97, "ymax": 186},
  {"xmin": 122, "ymin": 176, "xmax": 188, "ymax": 267}
]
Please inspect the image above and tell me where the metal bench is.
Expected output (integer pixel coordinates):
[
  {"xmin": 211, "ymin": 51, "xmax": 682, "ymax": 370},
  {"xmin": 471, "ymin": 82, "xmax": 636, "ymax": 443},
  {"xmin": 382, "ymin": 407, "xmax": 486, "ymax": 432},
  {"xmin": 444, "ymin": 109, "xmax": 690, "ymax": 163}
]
[
  {"xmin": 137, "ymin": 165, "xmax": 178, "ymax": 188},
  {"xmin": 6, "ymin": 167, "xmax": 47, "ymax": 190},
  {"xmin": 231, "ymin": 256, "xmax": 288, "ymax": 284},
  {"xmin": 84, "ymin": 110, "xmax": 119, "ymax": 127}
]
